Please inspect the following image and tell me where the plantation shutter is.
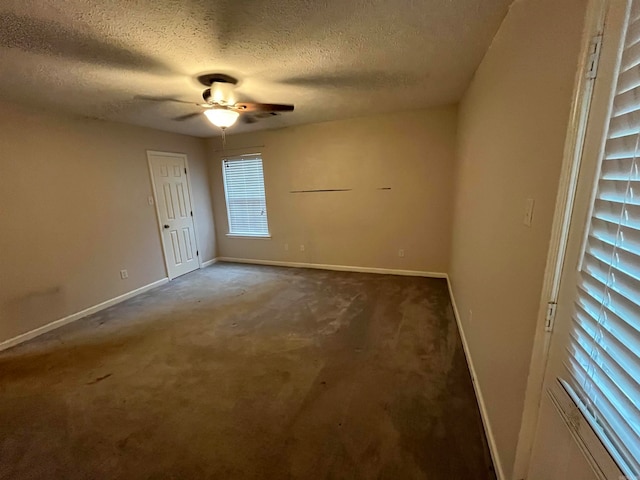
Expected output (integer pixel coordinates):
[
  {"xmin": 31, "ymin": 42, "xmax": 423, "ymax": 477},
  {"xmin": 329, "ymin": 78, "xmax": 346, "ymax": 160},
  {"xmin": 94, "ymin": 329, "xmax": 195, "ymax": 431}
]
[
  {"xmin": 222, "ymin": 155, "xmax": 269, "ymax": 236},
  {"xmin": 561, "ymin": 3, "xmax": 640, "ymax": 477}
]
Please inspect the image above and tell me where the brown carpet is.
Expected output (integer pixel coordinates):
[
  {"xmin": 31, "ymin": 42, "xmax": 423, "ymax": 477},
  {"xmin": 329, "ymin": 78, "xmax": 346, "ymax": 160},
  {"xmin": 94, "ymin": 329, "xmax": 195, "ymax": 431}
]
[{"xmin": 0, "ymin": 263, "xmax": 495, "ymax": 479}]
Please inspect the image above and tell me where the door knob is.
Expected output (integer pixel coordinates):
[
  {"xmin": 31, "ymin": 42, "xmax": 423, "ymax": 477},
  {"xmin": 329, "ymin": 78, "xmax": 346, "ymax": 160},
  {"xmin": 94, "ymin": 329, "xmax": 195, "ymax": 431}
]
[{"xmin": 163, "ymin": 224, "xmax": 170, "ymax": 229}]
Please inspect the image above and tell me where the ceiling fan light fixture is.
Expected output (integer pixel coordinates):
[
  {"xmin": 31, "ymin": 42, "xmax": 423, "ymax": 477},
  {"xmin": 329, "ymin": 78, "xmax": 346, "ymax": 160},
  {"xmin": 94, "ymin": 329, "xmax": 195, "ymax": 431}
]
[{"xmin": 204, "ymin": 108, "xmax": 239, "ymax": 129}]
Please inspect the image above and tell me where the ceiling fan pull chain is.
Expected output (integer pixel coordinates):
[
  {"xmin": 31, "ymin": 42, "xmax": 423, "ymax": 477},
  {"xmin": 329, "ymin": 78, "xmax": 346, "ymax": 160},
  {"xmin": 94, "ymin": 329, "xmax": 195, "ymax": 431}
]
[{"xmin": 221, "ymin": 127, "xmax": 226, "ymax": 149}]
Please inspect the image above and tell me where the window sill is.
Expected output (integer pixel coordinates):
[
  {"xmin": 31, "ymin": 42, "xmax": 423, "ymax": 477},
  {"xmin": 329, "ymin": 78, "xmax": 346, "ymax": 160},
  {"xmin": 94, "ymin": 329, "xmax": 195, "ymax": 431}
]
[{"xmin": 226, "ymin": 234, "xmax": 272, "ymax": 239}]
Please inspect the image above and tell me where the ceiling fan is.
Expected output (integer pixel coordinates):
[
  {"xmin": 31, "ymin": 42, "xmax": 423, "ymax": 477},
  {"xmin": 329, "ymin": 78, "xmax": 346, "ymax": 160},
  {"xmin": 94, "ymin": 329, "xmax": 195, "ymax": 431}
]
[{"xmin": 140, "ymin": 73, "xmax": 294, "ymax": 131}]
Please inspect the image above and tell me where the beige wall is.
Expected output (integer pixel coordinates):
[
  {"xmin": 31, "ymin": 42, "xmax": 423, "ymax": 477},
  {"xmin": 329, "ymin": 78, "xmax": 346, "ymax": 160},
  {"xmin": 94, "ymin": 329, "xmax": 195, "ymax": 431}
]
[
  {"xmin": 0, "ymin": 4, "xmax": 593, "ymax": 469},
  {"xmin": 208, "ymin": 107, "xmax": 457, "ymax": 273},
  {"xmin": 0, "ymin": 102, "xmax": 216, "ymax": 343},
  {"xmin": 449, "ymin": 0, "xmax": 587, "ymax": 477}
]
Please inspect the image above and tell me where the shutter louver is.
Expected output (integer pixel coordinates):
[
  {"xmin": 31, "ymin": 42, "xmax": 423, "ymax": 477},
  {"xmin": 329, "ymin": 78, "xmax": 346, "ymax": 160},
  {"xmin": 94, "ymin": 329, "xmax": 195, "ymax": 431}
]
[
  {"xmin": 561, "ymin": 5, "xmax": 640, "ymax": 477},
  {"xmin": 222, "ymin": 156, "xmax": 270, "ymax": 236}
]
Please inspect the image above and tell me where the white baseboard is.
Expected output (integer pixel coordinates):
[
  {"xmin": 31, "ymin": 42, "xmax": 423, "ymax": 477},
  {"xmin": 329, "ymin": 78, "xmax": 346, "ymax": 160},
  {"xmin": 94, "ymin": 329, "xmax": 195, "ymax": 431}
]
[
  {"xmin": 446, "ymin": 276, "xmax": 505, "ymax": 480},
  {"xmin": 0, "ymin": 278, "xmax": 169, "ymax": 353},
  {"xmin": 201, "ymin": 258, "xmax": 219, "ymax": 268},
  {"xmin": 217, "ymin": 257, "xmax": 447, "ymax": 278}
]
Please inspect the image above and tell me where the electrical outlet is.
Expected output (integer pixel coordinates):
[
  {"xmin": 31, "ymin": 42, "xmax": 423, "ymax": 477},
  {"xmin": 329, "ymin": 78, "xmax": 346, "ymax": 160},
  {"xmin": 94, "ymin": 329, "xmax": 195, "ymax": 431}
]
[
  {"xmin": 284, "ymin": 243, "xmax": 289, "ymax": 251},
  {"xmin": 398, "ymin": 249, "xmax": 405, "ymax": 258},
  {"xmin": 120, "ymin": 269, "xmax": 128, "ymax": 279},
  {"xmin": 300, "ymin": 245, "xmax": 305, "ymax": 252}
]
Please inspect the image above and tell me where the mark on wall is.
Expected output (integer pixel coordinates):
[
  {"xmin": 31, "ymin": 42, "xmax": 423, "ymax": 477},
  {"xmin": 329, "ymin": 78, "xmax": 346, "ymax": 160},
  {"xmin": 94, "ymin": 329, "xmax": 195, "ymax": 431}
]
[
  {"xmin": 290, "ymin": 189, "xmax": 352, "ymax": 193},
  {"xmin": 289, "ymin": 187, "xmax": 392, "ymax": 193},
  {"xmin": 3, "ymin": 286, "xmax": 65, "ymax": 334}
]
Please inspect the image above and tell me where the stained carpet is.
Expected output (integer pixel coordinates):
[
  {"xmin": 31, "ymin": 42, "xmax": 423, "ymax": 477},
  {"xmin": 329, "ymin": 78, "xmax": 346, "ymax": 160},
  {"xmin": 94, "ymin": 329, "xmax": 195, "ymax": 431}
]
[{"xmin": 0, "ymin": 263, "xmax": 495, "ymax": 479}]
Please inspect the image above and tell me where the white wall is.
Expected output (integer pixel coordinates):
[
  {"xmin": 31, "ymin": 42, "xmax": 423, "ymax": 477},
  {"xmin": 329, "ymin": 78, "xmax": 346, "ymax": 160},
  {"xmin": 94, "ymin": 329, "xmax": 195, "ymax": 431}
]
[
  {"xmin": 0, "ymin": 101, "xmax": 216, "ymax": 344},
  {"xmin": 208, "ymin": 107, "xmax": 457, "ymax": 274},
  {"xmin": 448, "ymin": 0, "xmax": 588, "ymax": 477}
]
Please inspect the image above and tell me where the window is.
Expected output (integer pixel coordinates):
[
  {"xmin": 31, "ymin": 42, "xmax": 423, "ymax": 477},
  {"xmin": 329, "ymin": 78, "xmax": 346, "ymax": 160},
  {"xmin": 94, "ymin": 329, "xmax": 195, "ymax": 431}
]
[
  {"xmin": 561, "ymin": 4, "xmax": 640, "ymax": 477},
  {"xmin": 221, "ymin": 155, "xmax": 270, "ymax": 237}
]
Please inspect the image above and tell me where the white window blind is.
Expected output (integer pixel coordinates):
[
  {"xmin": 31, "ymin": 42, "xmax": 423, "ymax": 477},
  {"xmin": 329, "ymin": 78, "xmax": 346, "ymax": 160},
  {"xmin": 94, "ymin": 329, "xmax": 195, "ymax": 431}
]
[
  {"xmin": 561, "ymin": 3, "xmax": 640, "ymax": 477},
  {"xmin": 221, "ymin": 155, "xmax": 269, "ymax": 236}
]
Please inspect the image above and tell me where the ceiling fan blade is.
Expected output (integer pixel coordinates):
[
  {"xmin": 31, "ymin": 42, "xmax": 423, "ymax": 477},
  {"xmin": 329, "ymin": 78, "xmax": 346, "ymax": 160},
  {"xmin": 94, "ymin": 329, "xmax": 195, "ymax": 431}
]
[
  {"xmin": 173, "ymin": 112, "xmax": 202, "ymax": 121},
  {"xmin": 232, "ymin": 103, "xmax": 294, "ymax": 113},
  {"xmin": 241, "ymin": 115, "xmax": 259, "ymax": 124},
  {"xmin": 135, "ymin": 95, "xmax": 194, "ymax": 105},
  {"xmin": 255, "ymin": 112, "xmax": 279, "ymax": 119}
]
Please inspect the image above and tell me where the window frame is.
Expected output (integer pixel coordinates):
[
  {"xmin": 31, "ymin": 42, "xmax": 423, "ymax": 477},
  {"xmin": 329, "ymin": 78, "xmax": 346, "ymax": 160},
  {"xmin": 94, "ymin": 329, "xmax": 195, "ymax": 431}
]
[
  {"xmin": 541, "ymin": 0, "xmax": 640, "ymax": 478},
  {"xmin": 221, "ymin": 154, "xmax": 271, "ymax": 239}
]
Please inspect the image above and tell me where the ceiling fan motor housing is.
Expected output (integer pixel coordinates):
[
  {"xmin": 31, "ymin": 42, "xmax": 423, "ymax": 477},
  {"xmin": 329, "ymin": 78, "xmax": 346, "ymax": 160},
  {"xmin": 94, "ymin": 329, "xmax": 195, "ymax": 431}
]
[
  {"xmin": 197, "ymin": 73, "xmax": 238, "ymax": 87},
  {"xmin": 199, "ymin": 73, "xmax": 238, "ymax": 106},
  {"xmin": 203, "ymin": 84, "xmax": 236, "ymax": 106}
]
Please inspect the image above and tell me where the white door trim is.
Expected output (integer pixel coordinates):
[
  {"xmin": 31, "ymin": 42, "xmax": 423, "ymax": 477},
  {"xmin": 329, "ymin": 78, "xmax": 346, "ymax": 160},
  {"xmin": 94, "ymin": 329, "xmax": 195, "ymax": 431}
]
[
  {"xmin": 512, "ymin": 0, "xmax": 609, "ymax": 477},
  {"xmin": 146, "ymin": 150, "xmax": 202, "ymax": 280}
]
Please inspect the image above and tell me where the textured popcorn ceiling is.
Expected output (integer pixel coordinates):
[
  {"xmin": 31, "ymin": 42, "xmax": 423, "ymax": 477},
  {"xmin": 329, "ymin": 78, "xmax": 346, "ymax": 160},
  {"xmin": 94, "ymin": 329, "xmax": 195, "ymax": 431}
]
[{"xmin": 0, "ymin": 0, "xmax": 512, "ymax": 137}]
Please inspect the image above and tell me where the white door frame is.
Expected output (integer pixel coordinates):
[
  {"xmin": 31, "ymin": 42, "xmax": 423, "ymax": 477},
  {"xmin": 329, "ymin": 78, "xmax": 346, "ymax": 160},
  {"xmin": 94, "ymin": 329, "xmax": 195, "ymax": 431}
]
[
  {"xmin": 146, "ymin": 150, "xmax": 203, "ymax": 280},
  {"xmin": 512, "ymin": 0, "xmax": 610, "ymax": 477}
]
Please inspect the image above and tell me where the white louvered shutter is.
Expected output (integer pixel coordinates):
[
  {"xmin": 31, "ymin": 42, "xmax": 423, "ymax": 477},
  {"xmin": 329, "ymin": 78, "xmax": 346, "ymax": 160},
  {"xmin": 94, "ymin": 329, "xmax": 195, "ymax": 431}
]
[
  {"xmin": 560, "ymin": 3, "xmax": 640, "ymax": 477},
  {"xmin": 222, "ymin": 155, "xmax": 270, "ymax": 236}
]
